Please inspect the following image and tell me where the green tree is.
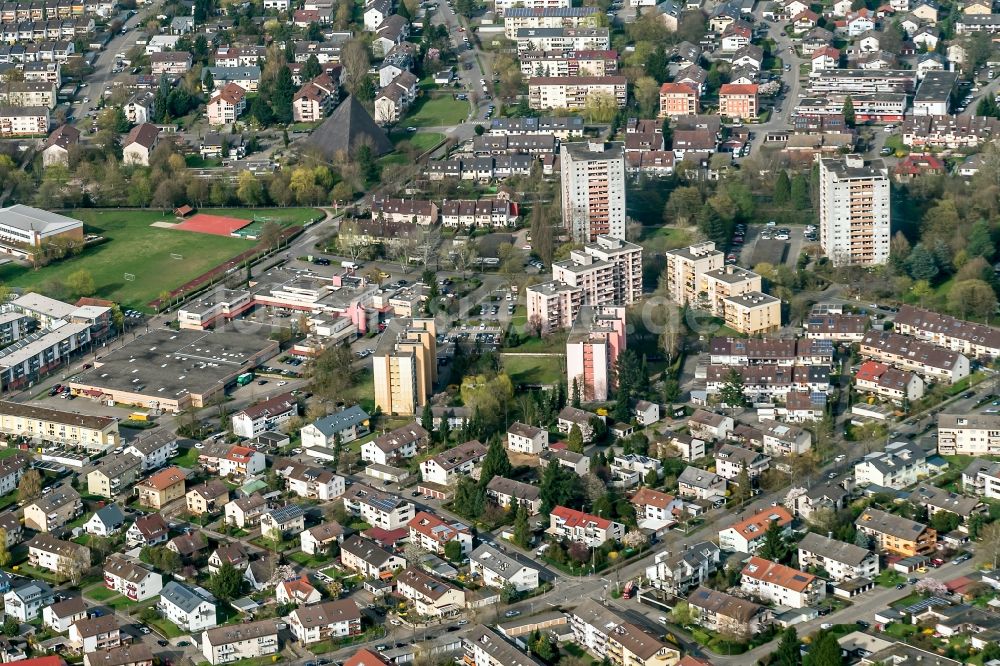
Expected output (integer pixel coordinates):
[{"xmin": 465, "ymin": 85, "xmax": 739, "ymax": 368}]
[
  {"xmin": 0, "ymin": 528, "xmax": 9, "ymax": 567},
  {"xmin": 733, "ymin": 464, "xmax": 751, "ymax": 504},
  {"xmin": 967, "ymin": 220, "xmax": 996, "ymax": 260},
  {"xmin": 480, "ymin": 437, "xmax": 513, "ymax": 483},
  {"xmin": 66, "ymin": 269, "xmax": 96, "ymax": 297},
  {"xmin": 513, "ymin": 502, "xmax": 531, "ymax": 548},
  {"xmin": 671, "ymin": 600, "xmax": 691, "ymax": 626},
  {"xmin": 790, "ymin": 173, "xmax": 810, "ymax": 210},
  {"xmin": 454, "ymin": 476, "xmax": 486, "ymax": 519},
  {"xmin": 421, "ymin": 402, "xmax": 434, "ymax": 435},
  {"xmin": 444, "ymin": 539, "xmax": 463, "ymax": 562},
  {"xmin": 772, "ymin": 627, "xmax": 801, "ymax": 666},
  {"xmin": 540, "ymin": 460, "xmax": 584, "ymax": 512},
  {"xmin": 978, "ymin": 95, "xmax": 1000, "ymax": 118},
  {"xmin": 209, "ymin": 561, "xmax": 243, "ymax": 601},
  {"xmin": 643, "ymin": 468, "xmax": 659, "ymax": 486},
  {"xmin": 19, "ymin": 469, "xmax": 41, "ymax": 501},
  {"xmin": 719, "ymin": 369, "xmax": 746, "ymax": 410},
  {"xmin": 566, "ymin": 424, "xmax": 584, "ymax": 453},
  {"xmin": 773, "ymin": 170, "xmax": 791, "ymax": 205},
  {"xmin": 842, "ymin": 95, "xmax": 855, "ymax": 127},
  {"xmin": 930, "ymin": 510, "xmax": 960, "ymax": 534},
  {"xmin": 301, "ymin": 54, "xmax": 322, "ymax": 81},
  {"xmin": 270, "ymin": 66, "xmax": 295, "ymax": 124},
  {"xmin": 758, "ymin": 518, "xmax": 789, "ymax": 563},
  {"xmin": 906, "ymin": 243, "xmax": 939, "ymax": 281},
  {"xmin": 1, "ymin": 615, "xmax": 17, "ymax": 635},
  {"xmin": 951, "ymin": 279, "xmax": 998, "ymax": 319},
  {"xmin": 808, "ymin": 631, "xmax": 845, "ymax": 666},
  {"xmin": 571, "ymin": 378, "xmax": 581, "ymax": 408}
]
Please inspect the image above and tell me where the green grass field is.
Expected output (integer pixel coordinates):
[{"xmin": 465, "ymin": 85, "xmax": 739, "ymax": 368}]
[
  {"xmin": 391, "ymin": 131, "xmax": 446, "ymax": 153},
  {"xmin": 403, "ymin": 95, "xmax": 469, "ymax": 127},
  {"xmin": 502, "ymin": 354, "xmax": 564, "ymax": 386},
  {"xmin": 0, "ymin": 208, "xmax": 320, "ymax": 310}
]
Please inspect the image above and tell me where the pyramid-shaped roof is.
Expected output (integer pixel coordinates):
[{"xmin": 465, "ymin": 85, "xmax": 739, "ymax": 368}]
[{"xmin": 308, "ymin": 95, "xmax": 393, "ymax": 159}]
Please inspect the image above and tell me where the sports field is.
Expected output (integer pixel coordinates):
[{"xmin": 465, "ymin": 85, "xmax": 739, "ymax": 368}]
[{"xmin": 0, "ymin": 208, "xmax": 321, "ymax": 310}]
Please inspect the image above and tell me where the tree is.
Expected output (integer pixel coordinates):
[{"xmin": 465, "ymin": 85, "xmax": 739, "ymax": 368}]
[
  {"xmin": 951, "ymin": 279, "xmax": 998, "ymax": 320},
  {"xmin": 978, "ymin": 95, "xmax": 1000, "ymax": 119},
  {"xmin": 0, "ymin": 528, "xmax": 9, "ymax": 567},
  {"xmin": 444, "ymin": 539, "xmax": 463, "ymax": 562},
  {"xmin": 270, "ymin": 66, "xmax": 295, "ymax": 124},
  {"xmin": 773, "ymin": 170, "xmax": 791, "ymax": 205},
  {"xmin": 236, "ymin": 171, "xmax": 265, "ymax": 206},
  {"xmin": 808, "ymin": 632, "xmax": 844, "ymax": 666},
  {"xmin": 842, "ymin": 95, "xmax": 855, "ymax": 127},
  {"xmin": 66, "ymin": 269, "xmax": 95, "ymax": 297},
  {"xmin": 1, "ymin": 616, "xmax": 17, "ymax": 636},
  {"xmin": 671, "ymin": 600, "xmax": 691, "ymax": 626},
  {"xmin": 341, "ymin": 39, "xmax": 371, "ymax": 98},
  {"xmin": 733, "ymin": 464, "xmax": 751, "ymax": 504},
  {"xmin": 980, "ymin": 522, "xmax": 1000, "ymax": 569},
  {"xmin": 915, "ymin": 577, "xmax": 948, "ymax": 597},
  {"xmin": 643, "ymin": 468, "xmax": 659, "ymax": 487},
  {"xmin": 309, "ymin": 343, "xmax": 356, "ymax": 401},
  {"xmin": 454, "ymin": 476, "xmax": 486, "ymax": 519},
  {"xmin": 906, "ymin": 243, "xmax": 939, "ymax": 281},
  {"xmin": 20, "ymin": 469, "xmax": 41, "ymax": 501},
  {"xmin": 583, "ymin": 91, "xmax": 617, "ymax": 123},
  {"xmin": 480, "ymin": 437, "xmax": 512, "ymax": 485},
  {"xmin": 634, "ymin": 76, "xmax": 661, "ymax": 118},
  {"xmin": 772, "ymin": 627, "xmax": 801, "ymax": 666},
  {"xmin": 664, "ymin": 186, "xmax": 702, "ymax": 226},
  {"xmin": 758, "ymin": 518, "xmax": 789, "ymax": 563},
  {"xmin": 930, "ymin": 510, "xmax": 960, "ymax": 534},
  {"xmin": 790, "ymin": 173, "xmax": 810, "ymax": 210},
  {"xmin": 210, "ymin": 562, "xmax": 243, "ymax": 601},
  {"xmin": 566, "ymin": 424, "xmax": 584, "ymax": 453},
  {"xmin": 719, "ymin": 369, "xmax": 746, "ymax": 411},
  {"xmin": 513, "ymin": 503, "xmax": 530, "ymax": 548},
  {"xmin": 540, "ymin": 460, "xmax": 584, "ymax": 512},
  {"xmin": 421, "ymin": 402, "xmax": 434, "ymax": 434},
  {"xmin": 301, "ymin": 54, "xmax": 322, "ymax": 81}
]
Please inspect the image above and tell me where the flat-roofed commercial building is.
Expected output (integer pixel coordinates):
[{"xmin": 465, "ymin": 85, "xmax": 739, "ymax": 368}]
[{"xmin": 68, "ymin": 328, "xmax": 279, "ymax": 413}]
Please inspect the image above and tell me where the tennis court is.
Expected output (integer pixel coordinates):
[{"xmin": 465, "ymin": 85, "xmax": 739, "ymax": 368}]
[{"xmin": 174, "ymin": 213, "xmax": 253, "ymax": 236}]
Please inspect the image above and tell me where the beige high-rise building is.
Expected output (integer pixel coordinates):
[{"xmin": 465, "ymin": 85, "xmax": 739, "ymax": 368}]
[
  {"xmin": 701, "ymin": 265, "xmax": 762, "ymax": 317},
  {"xmin": 819, "ymin": 155, "xmax": 891, "ymax": 267},
  {"xmin": 373, "ymin": 318, "xmax": 437, "ymax": 416},
  {"xmin": 560, "ymin": 141, "xmax": 627, "ymax": 242},
  {"xmin": 722, "ymin": 292, "xmax": 782, "ymax": 335},
  {"xmin": 663, "ymin": 242, "xmax": 724, "ymax": 306}
]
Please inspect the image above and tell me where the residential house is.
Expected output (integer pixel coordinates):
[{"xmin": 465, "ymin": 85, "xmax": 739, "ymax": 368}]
[
  {"xmin": 855, "ymin": 507, "xmax": 937, "ymax": 556},
  {"xmin": 557, "ymin": 406, "xmax": 601, "ymax": 442},
  {"xmin": 84, "ymin": 645, "xmax": 155, "ymax": 666},
  {"xmin": 714, "ymin": 444, "xmax": 769, "ymax": 481},
  {"xmin": 408, "ymin": 511, "xmax": 473, "ymax": 555},
  {"xmin": 606, "ymin": 622, "xmax": 680, "ymax": 666},
  {"xmin": 167, "ymin": 532, "xmax": 208, "ymax": 562},
  {"xmin": 3, "ymin": 580, "xmax": 54, "ymax": 621},
  {"xmin": 122, "ymin": 123, "xmax": 158, "ymax": 166},
  {"xmin": 124, "ymin": 431, "xmax": 177, "ymax": 471},
  {"xmin": 688, "ymin": 410, "xmax": 734, "ymax": 441},
  {"xmin": 419, "ymin": 439, "xmax": 488, "ymax": 486},
  {"xmin": 27, "ymin": 533, "xmax": 90, "ymax": 575},
  {"xmin": 760, "ymin": 420, "xmax": 812, "ymax": 456},
  {"xmin": 855, "ymin": 360, "xmax": 925, "ymax": 402},
  {"xmin": 41, "ymin": 124, "xmax": 79, "ymax": 167},
  {"xmin": 548, "ymin": 505, "xmax": 625, "ymax": 547},
  {"xmin": 340, "ymin": 535, "xmax": 406, "ymax": 579},
  {"xmin": 43, "ymin": 596, "xmax": 87, "ymax": 633},
  {"xmin": 938, "ymin": 413, "xmax": 1000, "ymax": 455},
  {"xmin": 909, "ymin": 485, "xmax": 984, "ymax": 523},
  {"xmin": 69, "ymin": 616, "xmax": 120, "ymax": 654},
  {"xmin": 962, "ymin": 459, "xmax": 1000, "ymax": 499},
  {"xmin": 786, "ymin": 482, "xmax": 850, "ymax": 520},
  {"xmin": 485, "ymin": 476, "xmax": 542, "ymax": 514},
  {"xmin": 507, "ymin": 422, "xmax": 549, "ymax": 454},
  {"xmin": 231, "ymin": 392, "xmax": 297, "ymax": 439},
  {"xmin": 87, "ymin": 454, "xmax": 142, "ymax": 499},
  {"xmin": 740, "ymin": 556, "xmax": 825, "ymax": 608},
  {"xmin": 395, "ymin": 567, "xmax": 466, "ymax": 617},
  {"xmin": 277, "ymin": 575, "xmax": 322, "ymax": 606},
  {"xmin": 125, "ymin": 514, "xmax": 168, "ymax": 548},
  {"xmin": 185, "ymin": 481, "xmax": 230, "ymax": 516},
  {"xmin": 302, "ymin": 406, "xmax": 371, "ymax": 449},
  {"xmin": 854, "ymin": 441, "xmax": 927, "ymax": 488},
  {"xmin": 283, "ymin": 464, "xmax": 345, "ymax": 500},
  {"xmin": 206, "ymin": 83, "xmax": 246, "ymax": 126},
  {"xmin": 201, "ymin": 620, "xmax": 280, "ymax": 666},
  {"xmin": 717, "ymin": 507, "xmax": 793, "ymax": 553},
  {"xmin": 688, "ymin": 586, "xmax": 770, "ymax": 638},
  {"xmin": 342, "ymin": 485, "xmax": 415, "ymax": 530},
  {"xmin": 224, "ymin": 493, "xmax": 267, "ymax": 529},
  {"xmin": 259, "ymin": 505, "xmax": 306, "ymax": 538},
  {"xmin": 631, "ymin": 487, "xmax": 685, "ymax": 530},
  {"xmin": 207, "ymin": 543, "xmax": 249, "ymax": 574},
  {"xmin": 359, "ymin": 423, "xmax": 427, "ymax": 465},
  {"xmin": 797, "ymin": 532, "xmax": 878, "ymax": 582},
  {"xmin": 103, "ymin": 554, "xmax": 163, "ymax": 601},
  {"xmin": 541, "ymin": 449, "xmax": 591, "ymax": 476},
  {"xmin": 218, "ymin": 445, "xmax": 265, "ymax": 479},
  {"xmin": 677, "ymin": 466, "xmax": 726, "ymax": 500},
  {"xmin": 83, "ymin": 504, "xmax": 125, "ymax": 536},
  {"xmin": 135, "ymin": 466, "xmax": 185, "ymax": 509},
  {"xmin": 469, "ymin": 544, "xmax": 540, "ymax": 592},
  {"xmin": 24, "ymin": 485, "xmax": 82, "ymax": 532},
  {"xmin": 158, "ymin": 581, "xmax": 217, "ymax": 632},
  {"xmin": 288, "ymin": 599, "xmax": 362, "ymax": 645},
  {"xmin": 645, "ymin": 541, "xmax": 721, "ymax": 594},
  {"xmin": 301, "ymin": 522, "xmax": 344, "ymax": 556}
]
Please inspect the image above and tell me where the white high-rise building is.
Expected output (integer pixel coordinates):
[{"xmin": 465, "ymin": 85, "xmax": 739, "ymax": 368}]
[
  {"xmin": 819, "ymin": 155, "xmax": 891, "ymax": 267},
  {"xmin": 560, "ymin": 141, "xmax": 627, "ymax": 243}
]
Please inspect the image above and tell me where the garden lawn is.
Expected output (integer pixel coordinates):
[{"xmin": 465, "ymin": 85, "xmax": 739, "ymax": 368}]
[
  {"xmin": 0, "ymin": 208, "xmax": 319, "ymax": 310},
  {"xmin": 502, "ymin": 354, "xmax": 564, "ymax": 386},
  {"xmin": 403, "ymin": 95, "xmax": 469, "ymax": 127},
  {"xmin": 171, "ymin": 448, "xmax": 201, "ymax": 469},
  {"xmin": 391, "ymin": 131, "xmax": 446, "ymax": 153},
  {"xmin": 147, "ymin": 617, "xmax": 184, "ymax": 639},
  {"xmin": 83, "ymin": 584, "xmax": 117, "ymax": 601}
]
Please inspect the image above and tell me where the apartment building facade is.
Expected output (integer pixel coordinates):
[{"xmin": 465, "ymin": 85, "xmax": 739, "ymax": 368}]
[
  {"xmin": 560, "ymin": 141, "xmax": 627, "ymax": 242},
  {"xmin": 372, "ymin": 318, "xmax": 436, "ymax": 416},
  {"xmin": 566, "ymin": 305, "xmax": 626, "ymax": 402},
  {"xmin": 663, "ymin": 242, "xmax": 724, "ymax": 306},
  {"xmin": 819, "ymin": 155, "xmax": 891, "ymax": 266},
  {"xmin": 658, "ymin": 82, "xmax": 698, "ymax": 117},
  {"xmin": 528, "ymin": 76, "xmax": 627, "ymax": 111},
  {"xmin": 938, "ymin": 413, "xmax": 1000, "ymax": 455}
]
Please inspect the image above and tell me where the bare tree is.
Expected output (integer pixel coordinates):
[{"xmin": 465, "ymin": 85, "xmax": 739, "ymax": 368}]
[{"xmin": 341, "ymin": 40, "xmax": 371, "ymax": 97}]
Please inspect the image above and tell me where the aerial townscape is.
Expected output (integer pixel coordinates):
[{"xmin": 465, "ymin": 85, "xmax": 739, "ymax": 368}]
[{"xmin": 1, "ymin": 0, "xmax": 1000, "ymax": 664}]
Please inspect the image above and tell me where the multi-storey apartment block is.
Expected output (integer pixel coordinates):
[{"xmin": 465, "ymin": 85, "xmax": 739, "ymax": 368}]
[
  {"xmin": 938, "ymin": 413, "xmax": 1000, "ymax": 455},
  {"xmin": 372, "ymin": 318, "xmax": 436, "ymax": 416},
  {"xmin": 819, "ymin": 155, "xmax": 891, "ymax": 266},
  {"xmin": 560, "ymin": 142, "xmax": 627, "ymax": 242}
]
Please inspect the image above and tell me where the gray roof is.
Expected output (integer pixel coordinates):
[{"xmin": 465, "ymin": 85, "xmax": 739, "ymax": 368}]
[
  {"xmin": 91, "ymin": 503, "xmax": 126, "ymax": 528},
  {"xmin": 470, "ymin": 544, "xmax": 537, "ymax": 581},
  {"xmin": 797, "ymin": 532, "xmax": 871, "ymax": 566},
  {"xmin": 308, "ymin": 94, "xmax": 393, "ymax": 159},
  {"xmin": 266, "ymin": 504, "xmax": 305, "ymax": 525},
  {"xmin": 159, "ymin": 581, "xmax": 212, "ymax": 613},
  {"xmin": 341, "ymin": 535, "xmax": 395, "ymax": 566},
  {"xmin": 679, "ymin": 466, "xmax": 722, "ymax": 489},
  {"xmin": 486, "ymin": 476, "xmax": 540, "ymax": 501},
  {"xmin": 309, "ymin": 405, "xmax": 371, "ymax": 437},
  {"xmin": 0, "ymin": 205, "xmax": 81, "ymax": 236}
]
